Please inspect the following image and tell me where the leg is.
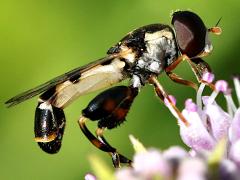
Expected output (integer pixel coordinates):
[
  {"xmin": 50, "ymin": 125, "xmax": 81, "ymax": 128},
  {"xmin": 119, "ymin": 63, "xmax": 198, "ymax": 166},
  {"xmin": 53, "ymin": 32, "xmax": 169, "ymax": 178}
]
[
  {"xmin": 78, "ymin": 86, "xmax": 138, "ymax": 167},
  {"xmin": 96, "ymin": 128, "xmax": 132, "ymax": 166},
  {"xmin": 165, "ymin": 55, "xmax": 198, "ymax": 90},
  {"xmin": 166, "ymin": 55, "xmax": 214, "ymax": 90},
  {"xmin": 191, "ymin": 58, "xmax": 215, "ymax": 90},
  {"xmin": 166, "ymin": 71, "xmax": 198, "ymax": 91},
  {"xmin": 78, "ymin": 116, "xmax": 130, "ymax": 168},
  {"xmin": 165, "ymin": 54, "xmax": 189, "ymax": 72},
  {"xmin": 148, "ymin": 75, "xmax": 189, "ymax": 127}
]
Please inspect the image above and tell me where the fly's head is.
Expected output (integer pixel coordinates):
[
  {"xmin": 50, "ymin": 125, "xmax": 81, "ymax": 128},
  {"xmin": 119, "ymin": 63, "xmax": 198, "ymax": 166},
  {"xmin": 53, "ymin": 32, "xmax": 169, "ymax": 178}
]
[{"xmin": 171, "ymin": 10, "xmax": 221, "ymax": 58}]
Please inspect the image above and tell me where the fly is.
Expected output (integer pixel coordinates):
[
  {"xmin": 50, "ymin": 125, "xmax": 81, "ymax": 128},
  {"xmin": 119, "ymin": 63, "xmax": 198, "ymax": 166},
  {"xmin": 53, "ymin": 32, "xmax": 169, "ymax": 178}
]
[{"xmin": 5, "ymin": 10, "xmax": 221, "ymax": 168}]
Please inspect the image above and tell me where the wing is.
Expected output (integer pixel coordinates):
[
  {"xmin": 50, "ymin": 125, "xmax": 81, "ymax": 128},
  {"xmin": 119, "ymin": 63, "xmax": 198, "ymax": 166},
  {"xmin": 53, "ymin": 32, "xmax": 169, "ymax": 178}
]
[{"xmin": 5, "ymin": 54, "xmax": 120, "ymax": 107}]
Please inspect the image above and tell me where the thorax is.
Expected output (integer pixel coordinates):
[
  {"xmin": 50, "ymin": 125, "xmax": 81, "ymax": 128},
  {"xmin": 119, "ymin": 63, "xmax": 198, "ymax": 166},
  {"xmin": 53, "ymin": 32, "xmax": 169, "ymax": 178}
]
[{"xmin": 107, "ymin": 24, "xmax": 179, "ymax": 87}]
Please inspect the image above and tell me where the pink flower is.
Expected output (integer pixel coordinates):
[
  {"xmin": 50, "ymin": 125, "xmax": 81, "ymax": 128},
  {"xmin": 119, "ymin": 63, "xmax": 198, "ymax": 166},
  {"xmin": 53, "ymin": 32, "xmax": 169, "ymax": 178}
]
[
  {"xmin": 166, "ymin": 73, "xmax": 240, "ymax": 158},
  {"xmin": 85, "ymin": 173, "xmax": 96, "ymax": 180},
  {"xmin": 133, "ymin": 149, "xmax": 171, "ymax": 178},
  {"xmin": 86, "ymin": 74, "xmax": 240, "ymax": 180},
  {"xmin": 115, "ymin": 146, "xmax": 208, "ymax": 180}
]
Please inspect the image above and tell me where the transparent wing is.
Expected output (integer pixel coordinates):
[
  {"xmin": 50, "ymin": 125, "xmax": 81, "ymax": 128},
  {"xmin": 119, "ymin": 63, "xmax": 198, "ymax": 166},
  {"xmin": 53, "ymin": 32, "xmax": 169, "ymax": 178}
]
[{"xmin": 5, "ymin": 55, "xmax": 119, "ymax": 107}]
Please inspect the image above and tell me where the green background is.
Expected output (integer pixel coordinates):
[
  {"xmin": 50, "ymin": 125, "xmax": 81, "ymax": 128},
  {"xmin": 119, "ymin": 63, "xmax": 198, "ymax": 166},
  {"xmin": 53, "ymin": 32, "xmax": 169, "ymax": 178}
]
[{"xmin": 0, "ymin": 0, "xmax": 239, "ymax": 179}]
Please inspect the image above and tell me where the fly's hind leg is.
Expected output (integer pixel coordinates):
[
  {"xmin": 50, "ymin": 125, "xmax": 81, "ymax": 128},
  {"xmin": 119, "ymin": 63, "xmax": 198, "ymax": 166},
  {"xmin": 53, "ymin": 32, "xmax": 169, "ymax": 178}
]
[
  {"xmin": 78, "ymin": 116, "xmax": 131, "ymax": 168},
  {"xmin": 95, "ymin": 128, "xmax": 132, "ymax": 165},
  {"xmin": 78, "ymin": 86, "xmax": 138, "ymax": 168}
]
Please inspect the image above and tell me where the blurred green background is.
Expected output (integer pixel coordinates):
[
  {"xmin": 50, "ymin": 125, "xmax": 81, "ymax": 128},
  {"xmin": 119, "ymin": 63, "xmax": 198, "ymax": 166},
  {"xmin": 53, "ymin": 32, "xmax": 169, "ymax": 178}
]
[{"xmin": 0, "ymin": 0, "xmax": 239, "ymax": 179}]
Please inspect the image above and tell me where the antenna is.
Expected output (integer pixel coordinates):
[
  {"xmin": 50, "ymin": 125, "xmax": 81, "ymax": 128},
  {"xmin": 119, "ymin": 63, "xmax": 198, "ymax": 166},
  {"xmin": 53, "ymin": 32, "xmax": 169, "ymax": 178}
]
[{"xmin": 215, "ymin": 17, "xmax": 222, "ymax": 27}]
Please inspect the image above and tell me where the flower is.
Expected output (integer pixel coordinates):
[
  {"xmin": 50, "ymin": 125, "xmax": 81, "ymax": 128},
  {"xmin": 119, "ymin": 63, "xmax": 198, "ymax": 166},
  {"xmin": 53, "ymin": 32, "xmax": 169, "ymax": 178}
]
[
  {"xmin": 114, "ymin": 136, "xmax": 240, "ymax": 180},
  {"xmin": 165, "ymin": 74, "xmax": 240, "ymax": 170},
  {"xmin": 84, "ymin": 173, "xmax": 97, "ymax": 180},
  {"xmin": 87, "ymin": 135, "xmax": 240, "ymax": 180},
  {"xmin": 115, "ymin": 136, "xmax": 207, "ymax": 180},
  {"xmin": 86, "ymin": 74, "xmax": 240, "ymax": 180}
]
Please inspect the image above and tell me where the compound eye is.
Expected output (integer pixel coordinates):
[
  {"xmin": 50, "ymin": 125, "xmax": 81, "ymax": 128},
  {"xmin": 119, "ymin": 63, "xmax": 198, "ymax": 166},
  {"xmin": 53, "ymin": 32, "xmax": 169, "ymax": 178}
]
[{"xmin": 172, "ymin": 11, "xmax": 207, "ymax": 58}]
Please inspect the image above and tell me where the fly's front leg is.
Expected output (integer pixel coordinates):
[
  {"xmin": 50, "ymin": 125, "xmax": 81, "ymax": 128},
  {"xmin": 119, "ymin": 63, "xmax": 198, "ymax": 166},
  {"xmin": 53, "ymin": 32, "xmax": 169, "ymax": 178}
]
[
  {"xmin": 185, "ymin": 57, "xmax": 215, "ymax": 90},
  {"xmin": 191, "ymin": 58, "xmax": 212, "ymax": 77},
  {"xmin": 165, "ymin": 55, "xmax": 198, "ymax": 90},
  {"xmin": 166, "ymin": 72, "xmax": 198, "ymax": 91},
  {"xmin": 34, "ymin": 89, "xmax": 66, "ymax": 154},
  {"xmin": 191, "ymin": 58, "xmax": 215, "ymax": 89},
  {"xmin": 166, "ymin": 55, "xmax": 214, "ymax": 90},
  {"xmin": 78, "ymin": 86, "xmax": 138, "ymax": 168}
]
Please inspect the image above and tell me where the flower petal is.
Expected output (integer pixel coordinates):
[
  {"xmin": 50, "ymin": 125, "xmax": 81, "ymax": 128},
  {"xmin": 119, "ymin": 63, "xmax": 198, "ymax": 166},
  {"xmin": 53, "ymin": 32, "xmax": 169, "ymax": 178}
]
[
  {"xmin": 85, "ymin": 173, "xmax": 96, "ymax": 180},
  {"xmin": 115, "ymin": 168, "xmax": 139, "ymax": 180},
  {"xmin": 133, "ymin": 149, "xmax": 171, "ymax": 178},
  {"xmin": 163, "ymin": 146, "xmax": 188, "ymax": 160},
  {"xmin": 177, "ymin": 157, "xmax": 207, "ymax": 180},
  {"xmin": 163, "ymin": 146, "xmax": 188, "ymax": 176},
  {"xmin": 229, "ymin": 140, "xmax": 240, "ymax": 167},
  {"xmin": 229, "ymin": 108, "xmax": 240, "ymax": 143},
  {"xmin": 219, "ymin": 159, "xmax": 240, "ymax": 180},
  {"xmin": 179, "ymin": 109, "xmax": 216, "ymax": 151},
  {"xmin": 203, "ymin": 100, "xmax": 232, "ymax": 141}
]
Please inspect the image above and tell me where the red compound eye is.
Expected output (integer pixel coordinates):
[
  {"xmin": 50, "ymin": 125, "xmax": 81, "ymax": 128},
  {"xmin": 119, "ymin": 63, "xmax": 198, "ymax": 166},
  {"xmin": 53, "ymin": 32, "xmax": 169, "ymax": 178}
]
[{"xmin": 172, "ymin": 11, "xmax": 208, "ymax": 58}]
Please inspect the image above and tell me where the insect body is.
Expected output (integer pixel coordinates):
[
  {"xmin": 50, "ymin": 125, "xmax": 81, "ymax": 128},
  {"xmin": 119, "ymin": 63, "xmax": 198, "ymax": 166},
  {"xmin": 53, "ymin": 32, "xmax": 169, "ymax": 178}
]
[{"xmin": 5, "ymin": 11, "xmax": 221, "ymax": 167}]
